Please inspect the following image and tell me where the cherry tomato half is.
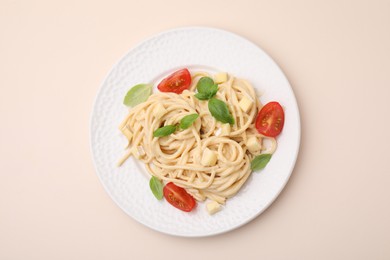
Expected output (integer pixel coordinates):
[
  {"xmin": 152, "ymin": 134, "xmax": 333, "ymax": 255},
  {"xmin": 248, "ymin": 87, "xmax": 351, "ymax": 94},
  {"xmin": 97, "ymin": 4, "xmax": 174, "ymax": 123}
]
[
  {"xmin": 255, "ymin": 101, "xmax": 285, "ymax": 137},
  {"xmin": 157, "ymin": 68, "xmax": 191, "ymax": 94},
  {"xmin": 163, "ymin": 182, "xmax": 196, "ymax": 212}
]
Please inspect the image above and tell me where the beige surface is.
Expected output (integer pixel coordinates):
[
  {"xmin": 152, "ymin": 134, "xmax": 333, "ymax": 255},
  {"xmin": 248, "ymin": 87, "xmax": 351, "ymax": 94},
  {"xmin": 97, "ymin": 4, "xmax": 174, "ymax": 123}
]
[{"xmin": 1, "ymin": 0, "xmax": 390, "ymax": 259}]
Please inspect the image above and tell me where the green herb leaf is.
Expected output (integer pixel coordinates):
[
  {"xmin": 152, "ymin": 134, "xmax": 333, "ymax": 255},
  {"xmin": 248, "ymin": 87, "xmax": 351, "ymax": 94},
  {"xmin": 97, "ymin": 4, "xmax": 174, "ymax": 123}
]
[
  {"xmin": 179, "ymin": 114, "xmax": 199, "ymax": 129},
  {"xmin": 194, "ymin": 78, "xmax": 218, "ymax": 101},
  {"xmin": 123, "ymin": 83, "xmax": 152, "ymax": 107},
  {"xmin": 196, "ymin": 77, "xmax": 214, "ymax": 93},
  {"xmin": 194, "ymin": 85, "xmax": 218, "ymax": 100},
  {"xmin": 195, "ymin": 92, "xmax": 212, "ymax": 100},
  {"xmin": 149, "ymin": 176, "xmax": 163, "ymax": 200},
  {"xmin": 153, "ymin": 125, "xmax": 176, "ymax": 137},
  {"xmin": 208, "ymin": 84, "xmax": 218, "ymax": 98},
  {"xmin": 208, "ymin": 98, "xmax": 235, "ymax": 125},
  {"xmin": 251, "ymin": 154, "xmax": 272, "ymax": 171}
]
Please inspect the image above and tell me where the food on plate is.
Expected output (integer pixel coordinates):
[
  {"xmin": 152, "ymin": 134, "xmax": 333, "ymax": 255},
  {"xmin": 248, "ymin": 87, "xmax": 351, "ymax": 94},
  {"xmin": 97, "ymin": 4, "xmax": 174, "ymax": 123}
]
[
  {"xmin": 163, "ymin": 182, "xmax": 196, "ymax": 212},
  {"xmin": 157, "ymin": 68, "xmax": 191, "ymax": 94},
  {"xmin": 118, "ymin": 68, "xmax": 285, "ymax": 214},
  {"xmin": 255, "ymin": 101, "xmax": 285, "ymax": 137}
]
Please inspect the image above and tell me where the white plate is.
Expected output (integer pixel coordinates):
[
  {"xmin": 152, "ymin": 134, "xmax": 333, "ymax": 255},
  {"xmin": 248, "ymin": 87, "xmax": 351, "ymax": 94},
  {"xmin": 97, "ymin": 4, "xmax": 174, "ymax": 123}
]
[{"xmin": 90, "ymin": 27, "xmax": 300, "ymax": 237}]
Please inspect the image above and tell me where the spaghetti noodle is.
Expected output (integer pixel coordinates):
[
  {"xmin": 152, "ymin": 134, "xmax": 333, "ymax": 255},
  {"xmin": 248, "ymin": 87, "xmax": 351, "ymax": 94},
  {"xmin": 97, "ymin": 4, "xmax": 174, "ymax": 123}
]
[{"xmin": 118, "ymin": 72, "xmax": 277, "ymax": 206}]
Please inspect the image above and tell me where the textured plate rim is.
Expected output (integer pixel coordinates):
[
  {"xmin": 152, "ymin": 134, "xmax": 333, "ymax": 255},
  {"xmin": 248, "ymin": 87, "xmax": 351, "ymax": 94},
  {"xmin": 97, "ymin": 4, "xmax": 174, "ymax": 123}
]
[{"xmin": 89, "ymin": 26, "xmax": 301, "ymax": 237}]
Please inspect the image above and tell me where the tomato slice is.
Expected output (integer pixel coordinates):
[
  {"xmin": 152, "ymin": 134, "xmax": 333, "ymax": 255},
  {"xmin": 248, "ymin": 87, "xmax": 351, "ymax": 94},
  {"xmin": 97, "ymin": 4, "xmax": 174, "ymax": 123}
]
[
  {"xmin": 163, "ymin": 182, "xmax": 196, "ymax": 212},
  {"xmin": 255, "ymin": 101, "xmax": 285, "ymax": 137},
  {"xmin": 157, "ymin": 68, "xmax": 191, "ymax": 94}
]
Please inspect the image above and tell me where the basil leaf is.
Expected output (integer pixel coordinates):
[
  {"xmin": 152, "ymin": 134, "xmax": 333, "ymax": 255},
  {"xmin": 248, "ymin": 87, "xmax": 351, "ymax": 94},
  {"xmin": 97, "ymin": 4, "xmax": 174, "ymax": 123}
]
[
  {"xmin": 153, "ymin": 125, "xmax": 176, "ymax": 137},
  {"xmin": 123, "ymin": 83, "xmax": 152, "ymax": 107},
  {"xmin": 180, "ymin": 114, "xmax": 199, "ymax": 129},
  {"xmin": 195, "ymin": 92, "xmax": 211, "ymax": 100},
  {"xmin": 149, "ymin": 176, "xmax": 163, "ymax": 200},
  {"xmin": 208, "ymin": 98, "xmax": 235, "ymax": 125},
  {"xmin": 208, "ymin": 84, "xmax": 218, "ymax": 98},
  {"xmin": 195, "ymin": 82, "xmax": 218, "ymax": 101},
  {"xmin": 251, "ymin": 154, "xmax": 272, "ymax": 171},
  {"xmin": 196, "ymin": 77, "xmax": 214, "ymax": 93}
]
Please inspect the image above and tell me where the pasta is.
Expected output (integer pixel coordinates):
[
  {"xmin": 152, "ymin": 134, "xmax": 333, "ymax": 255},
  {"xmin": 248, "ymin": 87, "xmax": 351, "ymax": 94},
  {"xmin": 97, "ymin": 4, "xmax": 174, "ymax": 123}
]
[{"xmin": 118, "ymin": 71, "xmax": 277, "ymax": 208}]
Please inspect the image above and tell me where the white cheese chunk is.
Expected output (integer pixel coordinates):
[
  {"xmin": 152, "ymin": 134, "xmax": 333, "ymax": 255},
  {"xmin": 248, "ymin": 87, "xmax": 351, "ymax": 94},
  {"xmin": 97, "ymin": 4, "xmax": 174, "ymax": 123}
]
[
  {"xmin": 220, "ymin": 124, "xmax": 231, "ymax": 136},
  {"xmin": 246, "ymin": 136, "xmax": 262, "ymax": 154},
  {"xmin": 238, "ymin": 95, "xmax": 254, "ymax": 113},
  {"xmin": 154, "ymin": 103, "xmax": 167, "ymax": 119},
  {"xmin": 215, "ymin": 128, "xmax": 222, "ymax": 136},
  {"xmin": 201, "ymin": 148, "xmax": 217, "ymax": 166},
  {"xmin": 206, "ymin": 201, "xmax": 221, "ymax": 215},
  {"xmin": 214, "ymin": 72, "xmax": 228, "ymax": 84}
]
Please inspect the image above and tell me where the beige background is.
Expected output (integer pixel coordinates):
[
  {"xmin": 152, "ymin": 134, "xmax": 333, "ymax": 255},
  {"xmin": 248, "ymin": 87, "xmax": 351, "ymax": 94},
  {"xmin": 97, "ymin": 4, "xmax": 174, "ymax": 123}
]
[{"xmin": 1, "ymin": 0, "xmax": 390, "ymax": 259}]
